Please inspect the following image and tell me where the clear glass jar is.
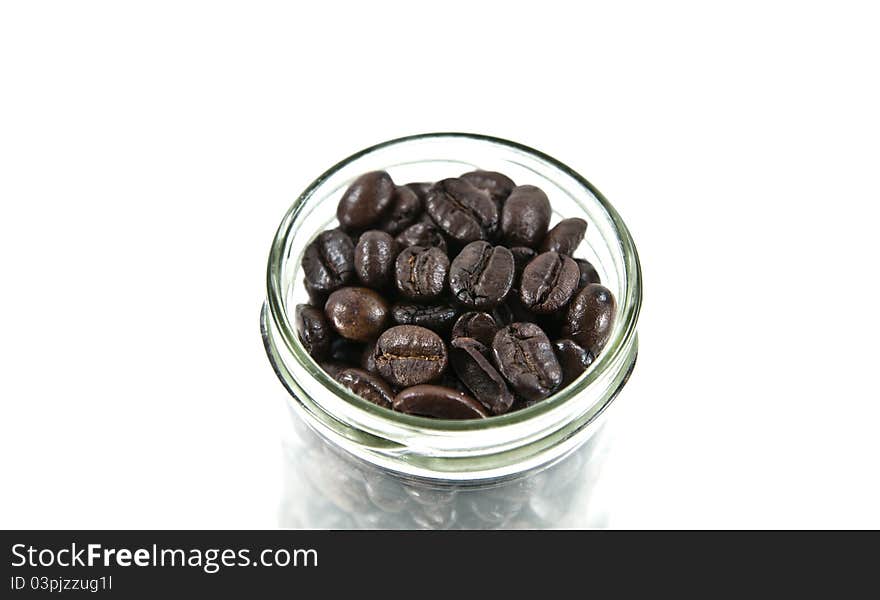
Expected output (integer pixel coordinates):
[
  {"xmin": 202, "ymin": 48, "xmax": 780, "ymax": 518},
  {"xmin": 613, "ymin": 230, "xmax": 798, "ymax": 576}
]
[{"xmin": 262, "ymin": 133, "xmax": 642, "ymax": 529}]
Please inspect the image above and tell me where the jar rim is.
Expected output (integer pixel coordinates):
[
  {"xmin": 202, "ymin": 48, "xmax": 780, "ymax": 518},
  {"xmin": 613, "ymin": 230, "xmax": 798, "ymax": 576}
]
[{"xmin": 264, "ymin": 133, "xmax": 642, "ymax": 469}]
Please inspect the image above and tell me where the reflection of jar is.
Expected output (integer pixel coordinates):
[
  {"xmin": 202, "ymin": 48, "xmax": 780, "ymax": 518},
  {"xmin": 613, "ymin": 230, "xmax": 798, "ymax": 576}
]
[{"xmin": 262, "ymin": 133, "xmax": 642, "ymax": 529}]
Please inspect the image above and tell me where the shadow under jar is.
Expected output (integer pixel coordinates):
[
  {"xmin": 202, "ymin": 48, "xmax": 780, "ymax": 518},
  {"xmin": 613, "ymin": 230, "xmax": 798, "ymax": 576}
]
[{"xmin": 262, "ymin": 133, "xmax": 642, "ymax": 529}]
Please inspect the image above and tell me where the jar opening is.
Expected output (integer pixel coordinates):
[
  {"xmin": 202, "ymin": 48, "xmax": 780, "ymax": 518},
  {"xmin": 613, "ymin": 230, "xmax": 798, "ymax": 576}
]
[{"xmin": 264, "ymin": 133, "xmax": 641, "ymax": 478}]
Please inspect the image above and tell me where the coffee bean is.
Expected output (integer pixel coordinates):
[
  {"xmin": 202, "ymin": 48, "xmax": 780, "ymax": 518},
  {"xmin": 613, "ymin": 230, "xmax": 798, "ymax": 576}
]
[
  {"xmin": 337, "ymin": 171, "xmax": 395, "ymax": 231},
  {"xmin": 360, "ymin": 340, "xmax": 380, "ymax": 375},
  {"xmin": 425, "ymin": 178, "xmax": 498, "ymax": 244},
  {"xmin": 395, "ymin": 246, "xmax": 449, "ymax": 301},
  {"xmin": 460, "ymin": 170, "xmax": 516, "ymax": 205},
  {"xmin": 375, "ymin": 325, "xmax": 448, "ymax": 387},
  {"xmin": 448, "ymin": 241, "xmax": 514, "ymax": 308},
  {"xmin": 304, "ymin": 278, "xmax": 328, "ymax": 307},
  {"xmin": 451, "ymin": 311, "xmax": 497, "ymax": 347},
  {"xmin": 575, "ymin": 258, "xmax": 601, "ymax": 287},
  {"xmin": 354, "ymin": 230, "xmax": 398, "ymax": 289},
  {"xmin": 553, "ymin": 339, "xmax": 594, "ymax": 387},
  {"xmin": 336, "ymin": 368, "xmax": 394, "ymax": 408},
  {"xmin": 540, "ymin": 218, "xmax": 588, "ymax": 255},
  {"xmin": 403, "ymin": 182, "xmax": 434, "ymax": 200},
  {"xmin": 376, "ymin": 185, "xmax": 423, "ymax": 235},
  {"xmin": 325, "ymin": 287, "xmax": 389, "ymax": 342},
  {"xmin": 501, "ymin": 185, "xmax": 551, "ymax": 248},
  {"xmin": 509, "ymin": 246, "xmax": 536, "ymax": 286},
  {"xmin": 295, "ymin": 304, "xmax": 333, "ymax": 359},
  {"xmin": 519, "ymin": 251, "xmax": 580, "ymax": 314},
  {"xmin": 394, "ymin": 221, "xmax": 448, "ymax": 253},
  {"xmin": 391, "ymin": 302, "xmax": 458, "ymax": 333},
  {"xmin": 561, "ymin": 284, "xmax": 616, "ymax": 356},
  {"xmin": 492, "ymin": 323, "xmax": 562, "ymax": 402},
  {"xmin": 392, "ymin": 385, "xmax": 489, "ymax": 419},
  {"xmin": 450, "ymin": 337, "xmax": 514, "ymax": 415},
  {"xmin": 301, "ymin": 229, "xmax": 355, "ymax": 294}
]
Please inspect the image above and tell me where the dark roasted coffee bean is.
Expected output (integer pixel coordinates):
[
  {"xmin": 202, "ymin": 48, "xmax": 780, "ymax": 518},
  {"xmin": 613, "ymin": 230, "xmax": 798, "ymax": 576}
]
[
  {"xmin": 376, "ymin": 185, "xmax": 423, "ymax": 235},
  {"xmin": 301, "ymin": 229, "xmax": 355, "ymax": 294},
  {"xmin": 360, "ymin": 340, "xmax": 380, "ymax": 375},
  {"xmin": 391, "ymin": 302, "xmax": 458, "ymax": 333},
  {"xmin": 562, "ymin": 284, "xmax": 616, "ymax": 356},
  {"xmin": 295, "ymin": 304, "xmax": 333, "ymax": 359},
  {"xmin": 304, "ymin": 278, "xmax": 328, "ymax": 307},
  {"xmin": 451, "ymin": 311, "xmax": 498, "ymax": 347},
  {"xmin": 519, "ymin": 251, "xmax": 580, "ymax": 314},
  {"xmin": 553, "ymin": 339, "xmax": 594, "ymax": 387},
  {"xmin": 395, "ymin": 246, "xmax": 449, "ymax": 301},
  {"xmin": 354, "ymin": 230, "xmax": 398, "ymax": 289},
  {"xmin": 394, "ymin": 221, "xmax": 448, "ymax": 252},
  {"xmin": 403, "ymin": 182, "xmax": 434, "ymax": 200},
  {"xmin": 540, "ymin": 218, "xmax": 588, "ymax": 255},
  {"xmin": 575, "ymin": 258, "xmax": 602, "ymax": 287},
  {"xmin": 448, "ymin": 241, "xmax": 514, "ymax": 309},
  {"xmin": 501, "ymin": 185, "xmax": 551, "ymax": 248},
  {"xmin": 324, "ymin": 287, "xmax": 389, "ymax": 342},
  {"xmin": 425, "ymin": 178, "xmax": 498, "ymax": 244},
  {"xmin": 336, "ymin": 368, "xmax": 394, "ymax": 408},
  {"xmin": 337, "ymin": 171, "xmax": 395, "ymax": 231},
  {"xmin": 329, "ymin": 337, "xmax": 364, "ymax": 365},
  {"xmin": 460, "ymin": 170, "xmax": 515, "ymax": 205},
  {"xmin": 509, "ymin": 246, "xmax": 536, "ymax": 286},
  {"xmin": 393, "ymin": 385, "xmax": 488, "ymax": 419},
  {"xmin": 450, "ymin": 337, "xmax": 514, "ymax": 415},
  {"xmin": 375, "ymin": 325, "xmax": 448, "ymax": 387},
  {"xmin": 492, "ymin": 323, "xmax": 562, "ymax": 402}
]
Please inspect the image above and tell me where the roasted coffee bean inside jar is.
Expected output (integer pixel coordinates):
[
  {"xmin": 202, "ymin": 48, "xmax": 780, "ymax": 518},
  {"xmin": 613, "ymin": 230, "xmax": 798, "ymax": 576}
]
[{"xmin": 294, "ymin": 169, "xmax": 618, "ymax": 419}]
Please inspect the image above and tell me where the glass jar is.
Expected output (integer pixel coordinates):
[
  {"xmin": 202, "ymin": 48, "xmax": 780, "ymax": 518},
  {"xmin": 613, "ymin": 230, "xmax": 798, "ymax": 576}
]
[{"xmin": 262, "ymin": 133, "xmax": 642, "ymax": 529}]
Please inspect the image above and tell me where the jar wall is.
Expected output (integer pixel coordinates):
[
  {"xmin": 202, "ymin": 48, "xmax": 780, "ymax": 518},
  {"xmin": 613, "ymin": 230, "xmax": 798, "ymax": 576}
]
[{"xmin": 279, "ymin": 408, "xmax": 611, "ymax": 529}]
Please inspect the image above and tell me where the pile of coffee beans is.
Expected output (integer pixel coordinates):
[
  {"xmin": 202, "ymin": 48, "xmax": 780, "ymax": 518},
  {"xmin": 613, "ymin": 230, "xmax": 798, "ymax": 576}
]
[{"xmin": 296, "ymin": 170, "xmax": 617, "ymax": 419}]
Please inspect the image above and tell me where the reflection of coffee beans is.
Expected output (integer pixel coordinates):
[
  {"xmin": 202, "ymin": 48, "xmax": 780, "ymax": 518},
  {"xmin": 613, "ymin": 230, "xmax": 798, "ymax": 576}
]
[{"xmin": 280, "ymin": 418, "xmax": 608, "ymax": 529}]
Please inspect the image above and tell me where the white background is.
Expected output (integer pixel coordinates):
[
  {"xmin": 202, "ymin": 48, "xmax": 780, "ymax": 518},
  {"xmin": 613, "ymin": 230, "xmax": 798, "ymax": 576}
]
[{"xmin": 1, "ymin": 1, "xmax": 878, "ymax": 528}]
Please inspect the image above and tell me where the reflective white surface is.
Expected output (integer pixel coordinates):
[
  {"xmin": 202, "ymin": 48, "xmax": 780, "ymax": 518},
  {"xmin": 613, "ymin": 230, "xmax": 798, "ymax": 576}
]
[{"xmin": 2, "ymin": 2, "xmax": 880, "ymax": 528}]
